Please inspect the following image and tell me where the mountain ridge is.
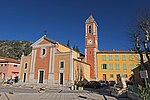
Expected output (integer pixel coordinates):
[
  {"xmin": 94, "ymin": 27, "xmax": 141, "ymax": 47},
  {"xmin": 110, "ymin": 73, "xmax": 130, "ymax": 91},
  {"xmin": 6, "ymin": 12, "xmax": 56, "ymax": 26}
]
[{"xmin": 0, "ymin": 40, "xmax": 32, "ymax": 59}]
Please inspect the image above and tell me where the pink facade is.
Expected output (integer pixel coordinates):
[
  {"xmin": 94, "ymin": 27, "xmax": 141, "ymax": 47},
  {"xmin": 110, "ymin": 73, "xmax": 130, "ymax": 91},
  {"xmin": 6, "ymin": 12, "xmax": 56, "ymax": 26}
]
[{"xmin": 0, "ymin": 56, "xmax": 20, "ymax": 81}]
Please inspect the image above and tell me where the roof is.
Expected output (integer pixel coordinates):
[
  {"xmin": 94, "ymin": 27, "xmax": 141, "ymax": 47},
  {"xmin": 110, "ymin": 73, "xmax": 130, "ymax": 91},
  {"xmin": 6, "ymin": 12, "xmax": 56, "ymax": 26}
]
[
  {"xmin": 44, "ymin": 36, "xmax": 57, "ymax": 44},
  {"xmin": 97, "ymin": 50, "xmax": 138, "ymax": 54},
  {"xmin": 31, "ymin": 35, "xmax": 57, "ymax": 47},
  {"xmin": 0, "ymin": 56, "xmax": 20, "ymax": 64},
  {"xmin": 73, "ymin": 58, "xmax": 91, "ymax": 66},
  {"xmin": 85, "ymin": 15, "xmax": 97, "ymax": 24}
]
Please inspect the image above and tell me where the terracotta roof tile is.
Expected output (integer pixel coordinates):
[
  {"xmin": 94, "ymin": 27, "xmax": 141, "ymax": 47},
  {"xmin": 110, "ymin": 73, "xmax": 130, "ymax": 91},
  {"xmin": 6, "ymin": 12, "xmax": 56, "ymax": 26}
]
[
  {"xmin": 0, "ymin": 56, "xmax": 20, "ymax": 64},
  {"xmin": 97, "ymin": 50, "xmax": 137, "ymax": 54}
]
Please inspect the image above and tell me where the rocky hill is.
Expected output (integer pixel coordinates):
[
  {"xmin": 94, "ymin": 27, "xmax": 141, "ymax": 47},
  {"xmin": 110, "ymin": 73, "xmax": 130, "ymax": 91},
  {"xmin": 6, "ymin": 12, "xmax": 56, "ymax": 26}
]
[{"xmin": 0, "ymin": 40, "xmax": 32, "ymax": 60}]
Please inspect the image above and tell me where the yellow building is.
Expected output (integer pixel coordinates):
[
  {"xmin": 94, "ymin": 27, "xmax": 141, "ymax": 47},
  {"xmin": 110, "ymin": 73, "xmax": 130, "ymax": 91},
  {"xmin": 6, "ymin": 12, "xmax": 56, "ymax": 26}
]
[
  {"xmin": 20, "ymin": 55, "xmax": 31, "ymax": 82},
  {"xmin": 97, "ymin": 50, "xmax": 148, "ymax": 81}
]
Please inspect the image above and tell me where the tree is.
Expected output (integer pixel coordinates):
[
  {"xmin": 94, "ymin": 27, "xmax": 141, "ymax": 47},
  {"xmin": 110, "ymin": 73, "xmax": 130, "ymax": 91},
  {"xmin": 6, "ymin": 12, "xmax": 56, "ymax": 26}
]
[
  {"xmin": 73, "ymin": 45, "xmax": 76, "ymax": 50},
  {"xmin": 130, "ymin": 9, "xmax": 150, "ymax": 63},
  {"xmin": 75, "ymin": 46, "xmax": 80, "ymax": 52},
  {"xmin": 72, "ymin": 45, "xmax": 80, "ymax": 52},
  {"xmin": 130, "ymin": 9, "xmax": 150, "ymax": 87},
  {"xmin": 67, "ymin": 40, "xmax": 70, "ymax": 47}
]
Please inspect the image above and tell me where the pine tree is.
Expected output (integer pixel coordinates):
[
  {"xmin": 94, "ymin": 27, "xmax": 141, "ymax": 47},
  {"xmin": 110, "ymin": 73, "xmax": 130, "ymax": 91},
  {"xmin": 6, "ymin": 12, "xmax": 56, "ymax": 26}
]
[
  {"xmin": 73, "ymin": 45, "xmax": 76, "ymax": 50},
  {"xmin": 67, "ymin": 40, "xmax": 70, "ymax": 47},
  {"xmin": 76, "ymin": 46, "xmax": 80, "ymax": 52}
]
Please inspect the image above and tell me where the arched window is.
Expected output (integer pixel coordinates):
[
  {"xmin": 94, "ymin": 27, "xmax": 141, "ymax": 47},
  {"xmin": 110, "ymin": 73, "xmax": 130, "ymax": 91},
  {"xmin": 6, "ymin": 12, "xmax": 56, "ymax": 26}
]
[{"xmin": 89, "ymin": 26, "xmax": 92, "ymax": 33}]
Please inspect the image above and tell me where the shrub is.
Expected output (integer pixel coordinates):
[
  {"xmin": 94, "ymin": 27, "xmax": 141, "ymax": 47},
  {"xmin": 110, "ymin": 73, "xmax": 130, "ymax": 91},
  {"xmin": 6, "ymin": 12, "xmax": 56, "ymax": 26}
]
[
  {"xmin": 77, "ymin": 81, "xmax": 84, "ymax": 87},
  {"xmin": 138, "ymin": 84, "xmax": 150, "ymax": 100}
]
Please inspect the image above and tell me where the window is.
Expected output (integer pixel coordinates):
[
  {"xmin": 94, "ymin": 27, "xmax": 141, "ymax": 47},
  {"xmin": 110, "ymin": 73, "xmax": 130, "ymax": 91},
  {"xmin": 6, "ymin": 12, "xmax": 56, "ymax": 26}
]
[
  {"xmin": 101, "ymin": 64, "xmax": 108, "ymax": 69},
  {"xmin": 89, "ymin": 26, "xmax": 92, "ymax": 33},
  {"xmin": 136, "ymin": 55, "xmax": 140, "ymax": 61},
  {"xmin": 116, "ymin": 64, "xmax": 120, "ymax": 70},
  {"xmin": 144, "ymin": 55, "xmax": 147, "ymax": 61},
  {"xmin": 60, "ymin": 61, "xmax": 64, "ymax": 68},
  {"xmin": 102, "ymin": 55, "xmax": 106, "ymax": 61},
  {"xmin": 14, "ymin": 65, "xmax": 17, "ymax": 67},
  {"xmin": 42, "ymin": 49, "xmax": 46, "ymax": 55},
  {"xmin": 122, "ymin": 55, "xmax": 126, "ymax": 61},
  {"xmin": 24, "ymin": 63, "xmax": 28, "ymax": 69},
  {"xmin": 40, "ymin": 47, "xmax": 47, "ymax": 57},
  {"xmin": 109, "ymin": 64, "xmax": 113, "ymax": 70},
  {"xmin": 130, "ymin": 64, "xmax": 134, "ymax": 70},
  {"xmin": 129, "ymin": 55, "xmax": 133, "ymax": 61},
  {"xmin": 124, "ymin": 74, "xmax": 128, "ymax": 78},
  {"xmin": 123, "ymin": 64, "xmax": 127, "ymax": 70},
  {"xmin": 121, "ymin": 74, "xmax": 128, "ymax": 78},
  {"xmin": 115, "ymin": 55, "xmax": 119, "ymax": 61},
  {"xmin": 110, "ymin": 74, "xmax": 114, "ymax": 78},
  {"xmin": 108, "ymin": 55, "xmax": 112, "ymax": 61}
]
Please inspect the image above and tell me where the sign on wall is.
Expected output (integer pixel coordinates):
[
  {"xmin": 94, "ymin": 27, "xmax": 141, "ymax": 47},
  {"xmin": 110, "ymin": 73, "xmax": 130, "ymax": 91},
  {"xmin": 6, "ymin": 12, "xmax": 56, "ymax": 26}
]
[{"xmin": 140, "ymin": 70, "xmax": 148, "ymax": 78}]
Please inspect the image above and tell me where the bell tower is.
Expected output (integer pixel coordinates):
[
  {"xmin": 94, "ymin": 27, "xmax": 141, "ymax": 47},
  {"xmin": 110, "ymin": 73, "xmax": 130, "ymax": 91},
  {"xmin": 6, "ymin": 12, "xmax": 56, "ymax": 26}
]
[{"xmin": 85, "ymin": 14, "xmax": 98, "ymax": 80}]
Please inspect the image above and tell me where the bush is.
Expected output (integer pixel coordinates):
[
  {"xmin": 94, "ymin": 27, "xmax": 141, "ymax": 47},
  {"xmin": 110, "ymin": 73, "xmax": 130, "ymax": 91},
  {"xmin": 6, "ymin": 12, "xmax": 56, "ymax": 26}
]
[
  {"xmin": 77, "ymin": 81, "xmax": 84, "ymax": 87},
  {"xmin": 138, "ymin": 84, "xmax": 150, "ymax": 100}
]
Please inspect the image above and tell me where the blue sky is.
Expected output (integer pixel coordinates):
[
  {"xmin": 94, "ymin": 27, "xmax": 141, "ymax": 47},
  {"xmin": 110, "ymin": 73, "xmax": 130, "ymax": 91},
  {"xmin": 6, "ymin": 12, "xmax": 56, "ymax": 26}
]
[{"xmin": 0, "ymin": 0, "xmax": 150, "ymax": 53}]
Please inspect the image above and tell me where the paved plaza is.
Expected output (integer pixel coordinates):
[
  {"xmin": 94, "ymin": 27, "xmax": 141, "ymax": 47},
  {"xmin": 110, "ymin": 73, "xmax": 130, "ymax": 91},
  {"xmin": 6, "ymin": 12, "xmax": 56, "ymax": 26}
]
[
  {"xmin": 0, "ymin": 92, "xmax": 119, "ymax": 100},
  {"xmin": 0, "ymin": 86, "xmax": 129, "ymax": 100}
]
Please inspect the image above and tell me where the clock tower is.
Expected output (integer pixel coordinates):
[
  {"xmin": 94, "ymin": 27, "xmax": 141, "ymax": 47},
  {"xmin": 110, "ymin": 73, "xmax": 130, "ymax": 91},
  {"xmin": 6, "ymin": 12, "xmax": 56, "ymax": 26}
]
[{"xmin": 85, "ymin": 14, "xmax": 98, "ymax": 80}]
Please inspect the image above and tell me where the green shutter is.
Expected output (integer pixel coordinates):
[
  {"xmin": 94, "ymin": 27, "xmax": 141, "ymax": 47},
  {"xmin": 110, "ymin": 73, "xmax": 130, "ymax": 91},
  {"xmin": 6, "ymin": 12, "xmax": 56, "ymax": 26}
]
[{"xmin": 101, "ymin": 64, "xmax": 103, "ymax": 69}]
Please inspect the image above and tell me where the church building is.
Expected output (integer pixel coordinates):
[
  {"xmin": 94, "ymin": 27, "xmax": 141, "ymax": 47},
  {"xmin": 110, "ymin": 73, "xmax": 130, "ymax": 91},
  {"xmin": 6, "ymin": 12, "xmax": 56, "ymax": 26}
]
[{"xmin": 20, "ymin": 35, "xmax": 90, "ymax": 86}]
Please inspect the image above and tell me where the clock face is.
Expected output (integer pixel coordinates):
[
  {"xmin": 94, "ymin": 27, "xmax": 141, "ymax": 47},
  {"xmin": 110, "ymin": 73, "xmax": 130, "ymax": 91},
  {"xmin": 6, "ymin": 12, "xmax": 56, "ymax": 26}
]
[{"xmin": 87, "ymin": 39, "xmax": 93, "ymax": 44}]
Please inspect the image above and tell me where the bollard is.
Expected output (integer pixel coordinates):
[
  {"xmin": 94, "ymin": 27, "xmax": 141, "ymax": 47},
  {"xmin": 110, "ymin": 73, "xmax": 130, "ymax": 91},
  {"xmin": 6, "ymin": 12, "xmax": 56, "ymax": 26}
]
[{"xmin": 71, "ymin": 85, "xmax": 74, "ymax": 90}]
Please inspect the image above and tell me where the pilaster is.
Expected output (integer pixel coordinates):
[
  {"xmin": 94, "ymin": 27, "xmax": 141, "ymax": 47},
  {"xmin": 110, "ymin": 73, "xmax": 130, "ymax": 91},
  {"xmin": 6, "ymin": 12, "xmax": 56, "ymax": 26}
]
[{"xmin": 29, "ymin": 50, "xmax": 36, "ymax": 83}]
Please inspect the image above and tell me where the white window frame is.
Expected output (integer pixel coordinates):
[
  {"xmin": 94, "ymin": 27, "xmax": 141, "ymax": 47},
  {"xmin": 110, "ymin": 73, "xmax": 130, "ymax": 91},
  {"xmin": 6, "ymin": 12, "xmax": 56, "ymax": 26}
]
[{"xmin": 40, "ymin": 47, "xmax": 47, "ymax": 58}]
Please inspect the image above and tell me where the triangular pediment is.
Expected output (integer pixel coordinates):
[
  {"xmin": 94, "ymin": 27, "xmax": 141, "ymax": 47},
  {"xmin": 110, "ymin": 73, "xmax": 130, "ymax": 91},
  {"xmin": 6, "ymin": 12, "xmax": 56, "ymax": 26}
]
[{"xmin": 31, "ymin": 35, "xmax": 57, "ymax": 48}]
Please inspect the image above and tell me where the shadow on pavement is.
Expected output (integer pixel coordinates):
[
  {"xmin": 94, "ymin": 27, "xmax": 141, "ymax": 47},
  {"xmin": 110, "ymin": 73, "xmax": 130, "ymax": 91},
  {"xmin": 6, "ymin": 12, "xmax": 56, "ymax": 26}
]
[{"xmin": 84, "ymin": 87, "xmax": 129, "ymax": 100}]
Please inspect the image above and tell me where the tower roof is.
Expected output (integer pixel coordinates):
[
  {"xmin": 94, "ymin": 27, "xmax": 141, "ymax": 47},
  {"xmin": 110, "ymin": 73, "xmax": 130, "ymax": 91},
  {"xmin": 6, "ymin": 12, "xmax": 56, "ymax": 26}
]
[
  {"xmin": 85, "ymin": 15, "xmax": 97, "ymax": 26},
  {"xmin": 85, "ymin": 15, "xmax": 95, "ymax": 23}
]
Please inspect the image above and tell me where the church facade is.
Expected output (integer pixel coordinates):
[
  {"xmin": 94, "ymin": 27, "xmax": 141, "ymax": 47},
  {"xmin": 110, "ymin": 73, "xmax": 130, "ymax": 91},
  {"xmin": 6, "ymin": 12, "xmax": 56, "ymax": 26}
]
[{"xmin": 20, "ymin": 35, "xmax": 90, "ymax": 86}]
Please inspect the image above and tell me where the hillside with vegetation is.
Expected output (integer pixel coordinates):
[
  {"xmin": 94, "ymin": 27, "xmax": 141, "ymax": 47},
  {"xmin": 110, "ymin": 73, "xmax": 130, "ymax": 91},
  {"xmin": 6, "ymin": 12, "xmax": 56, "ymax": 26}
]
[{"xmin": 0, "ymin": 40, "xmax": 32, "ymax": 60}]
